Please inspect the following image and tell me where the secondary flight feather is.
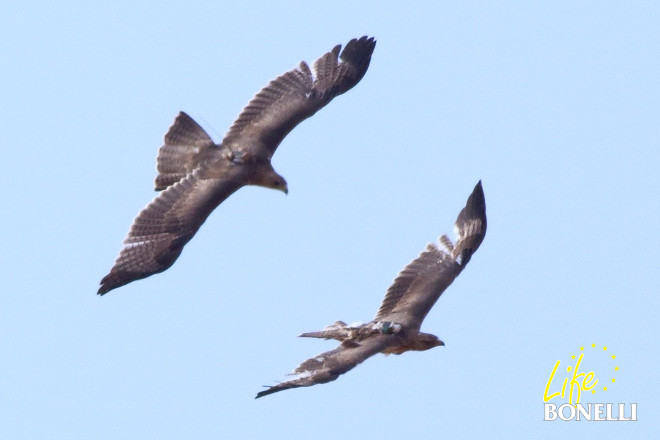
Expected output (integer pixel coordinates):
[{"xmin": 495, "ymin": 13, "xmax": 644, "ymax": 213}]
[
  {"xmin": 98, "ymin": 36, "xmax": 376, "ymax": 295},
  {"xmin": 256, "ymin": 181, "xmax": 486, "ymax": 398}
]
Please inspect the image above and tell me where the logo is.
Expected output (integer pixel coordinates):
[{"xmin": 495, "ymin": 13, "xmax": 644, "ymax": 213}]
[{"xmin": 542, "ymin": 343, "xmax": 637, "ymax": 421}]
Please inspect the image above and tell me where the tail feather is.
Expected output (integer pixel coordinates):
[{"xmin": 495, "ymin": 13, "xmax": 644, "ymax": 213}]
[
  {"xmin": 155, "ymin": 112, "xmax": 216, "ymax": 190},
  {"xmin": 299, "ymin": 321, "xmax": 350, "ymax": 341}
]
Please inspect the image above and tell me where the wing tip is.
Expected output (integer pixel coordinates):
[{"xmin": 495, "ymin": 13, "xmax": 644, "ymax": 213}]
[
  {"xmin": 97, "ymin": 273, "xmax": 116, "ymax": 295},
  {"xmin": 349, "ymin": 35, "xmax": 377, "ymax": 48},
  {"xmin": 97, "ymin": 277, "xmax": 123, "ymax": 296},
  {"xmin": 453, "ymin": 180, "xmax": 487, "ymax": 265},
  {"xmin": 341, "ymin": 35, "xmax": 377, "ymax": 59},
  {"xmin": 255, "ymin": 388, "xmax": 270, "ymax": 399},
  {"xmin": 255, "ymin": 384, "xmax": 288, "ymax": 399},
  {"xmin": 461, "ymin": 180, "xmax": 486, "ymax": 224}
]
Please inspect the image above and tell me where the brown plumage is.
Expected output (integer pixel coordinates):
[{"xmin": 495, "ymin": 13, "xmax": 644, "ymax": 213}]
[
  {"xmin": 98, "ymin": 36, "xmax": 376, "ymax": 295},
  {"xmin": 256, "ymin": 181, "xmax": 486, "ymax": 398}
]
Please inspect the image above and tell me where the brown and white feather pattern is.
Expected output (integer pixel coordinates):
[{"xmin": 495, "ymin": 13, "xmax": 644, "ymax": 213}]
[
  {"xmin": 256, "ymin": 181, "xmax": 487, "ymax": 398},
  {"xmin": 155, "ymin": 112, "xmax": 216, "ymax": 190},
  {"xmin": 223, "ymin": 36, "xmax": 376, "ymax": 155},
  {"xmin": 98, "ymin": 36, "xmax": 376, "ymax": 295},
  {"xmin": 374, "ymin": 181, "xmax": 487, "ymax": 329},
  {"xmin": 373, "ymin": 242, "xmax": 459, "ymax": 331},
  {"xmin": 99, "ymin": 167, "xmax": 243, "ymax": 294},
  {"xmin": 256, "ymin": 336, "xmax": 392, "ymax": 398}
]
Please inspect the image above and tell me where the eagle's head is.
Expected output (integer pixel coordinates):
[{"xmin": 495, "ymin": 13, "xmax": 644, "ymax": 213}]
[
  {"xmin": 412, "ymin": 332, "xmax": 445, "ymax": 351},
  {"xmin": 249, "ymin": 165, "xmax": 288, "ymax": 194},
  {"xmin": 268, "ymin": 174, "xmax": 289, "ymax": 194}
]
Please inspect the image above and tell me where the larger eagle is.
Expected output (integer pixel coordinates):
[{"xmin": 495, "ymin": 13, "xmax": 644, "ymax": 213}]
[
  {"xmin": 256, "ymin": 181, "xmax": 486, "ymax": 398},
  {"xmin": 98, "ymin": 36, "xmax": 376, "ymax": 295}
]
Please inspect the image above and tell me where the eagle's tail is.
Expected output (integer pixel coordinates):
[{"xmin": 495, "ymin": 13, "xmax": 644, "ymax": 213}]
[
  {"xmin": 155, "ymin": 112, "xmax": 215, "ymax": 190},
  {"xmin": 299, "ymin": 321, "xmax": 353, "ymax": 341}
]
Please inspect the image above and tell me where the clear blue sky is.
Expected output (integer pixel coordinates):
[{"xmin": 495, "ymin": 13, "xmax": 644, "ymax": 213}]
[{"xmin": 2, "ymin": 1, "xmax": 658, "ymax": 438}]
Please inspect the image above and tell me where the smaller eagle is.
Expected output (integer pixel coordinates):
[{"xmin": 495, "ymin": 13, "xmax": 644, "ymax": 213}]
[
  {"xmin": 98, "ymin": 36, "xmax": 376, "ymax": 295},
  {"xmin": 256, "ymin": 181, "xmax": 487, "ymax": 398}
]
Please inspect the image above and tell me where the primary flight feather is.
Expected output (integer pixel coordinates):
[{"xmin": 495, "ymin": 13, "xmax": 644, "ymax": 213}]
[
  {"xmin": 256, "ymin": 181, "xmax": 486, "ymax": 398},
  {"xmin": 98, "ymin": 36, "xmax": 376, "ymax": 295}
]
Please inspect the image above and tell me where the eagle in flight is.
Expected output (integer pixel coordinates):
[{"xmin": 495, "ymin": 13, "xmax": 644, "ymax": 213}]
[
  {"xmin": 256, "ymin": 181, "xmax": 486, "ymax": 398},
  {"xmin": 98, "ymin": 36, "xmax": 376, "ymax": 295}
]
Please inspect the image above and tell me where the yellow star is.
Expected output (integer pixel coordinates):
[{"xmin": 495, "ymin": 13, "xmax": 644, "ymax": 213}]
[
  {"xmin": 580, "ymin": 346, "xmax": 584, "ymax": 351},
  {"xmin": 603, "ymin": 346, "xmax": 607, "ymax": 351},
  {"xmin": 604, "ymin": 387, "xmax": 608, "ymax": 391},
  {"xmin": 591, "ymin": 389, "xmax": 596, "ymax": 394},
  {"xmin": 612, "ymin": 378, "xmax": 616, "ymax": 383},
  {"xmin": 615, "ymin": 366, "xmax": 619, "ymax": 371},
  {"xmin": 571, "ymin": 355, "xmax": 576, "ymax": 359},
  {"xmin": 612, "ymin": 355, "xmax": 616, "ymax": 360},
  {"xmin": 592, "ymin": 343, "xmax": 596, "ymax": 348}
]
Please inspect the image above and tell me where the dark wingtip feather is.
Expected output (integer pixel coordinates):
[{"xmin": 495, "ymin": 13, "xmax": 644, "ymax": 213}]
[
  {"xmin": 97, "ymin": 272, "xmax": 130, "ymax": 295},
  {"xmin": 339, "ymin": 35, "xmax": 376, "ymax": 68},
  {"xmin": 255, "ymin": 384, "xmax": 290, "ymax": 399},
  {"xmin": 456, "ymin": 181, "xmax": 486, "ymax": 227},
  {"xmin": 255, "ymin": 389, "xmax": 270, "ymax": 399},
  {"xmin": 97, "ymin": 273, "xmax": 118, "ymax": 295},
  {"xmin": 453, "ymin": 180, "xmax": 487, "ymax": 266}
]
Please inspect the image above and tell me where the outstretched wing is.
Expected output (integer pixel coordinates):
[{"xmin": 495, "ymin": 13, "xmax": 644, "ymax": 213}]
[
  {"xmin": 374, "ymin": 181, "xmax": 487, "ymax": 329},
  {"xmin": 256, "ymin": 335, "xmax": 392, "ymax": 398},
  {"xmin": 222, "ymin": 36, "xmax": 376, "ymax": 156},
  {"xmin": 98, "ymin": 165, "xmax": 243, "ymax": 295}
]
